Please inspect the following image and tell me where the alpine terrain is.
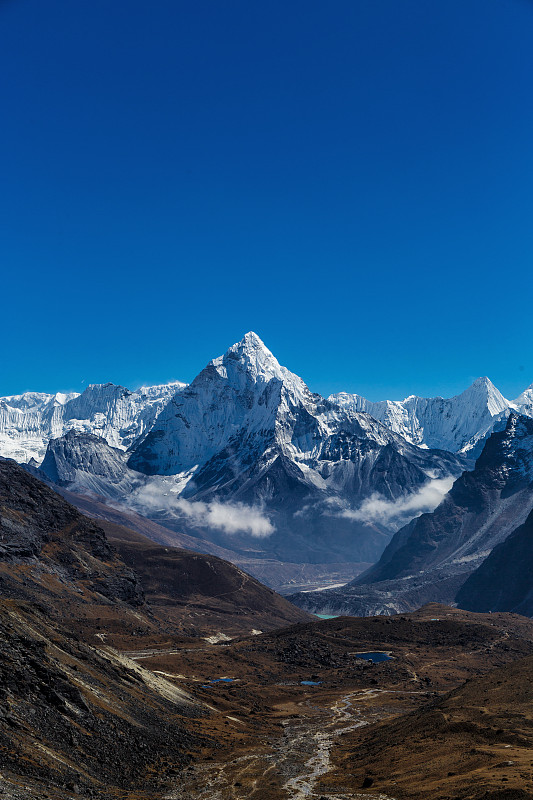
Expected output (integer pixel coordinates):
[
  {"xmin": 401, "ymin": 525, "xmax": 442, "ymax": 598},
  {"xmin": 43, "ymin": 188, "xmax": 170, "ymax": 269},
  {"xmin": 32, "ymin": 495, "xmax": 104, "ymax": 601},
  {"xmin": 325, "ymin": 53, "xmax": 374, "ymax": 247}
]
[
  {"xmin": 2, "ymin": 333, "xmax": 533, "ymax": 595},
  {"xmin": 291, "ymin": 413, "xmax": 533, "ymax": 615},
  {"xmin": 2, "ymin": 333, "xmax": 472, "ymax": 589}
]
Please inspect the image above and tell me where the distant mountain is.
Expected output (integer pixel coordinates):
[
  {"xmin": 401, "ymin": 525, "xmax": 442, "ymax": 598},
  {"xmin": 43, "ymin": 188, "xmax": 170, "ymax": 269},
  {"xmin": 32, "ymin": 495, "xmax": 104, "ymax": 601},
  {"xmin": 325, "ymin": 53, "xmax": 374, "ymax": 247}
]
[
  {"xmin": 456, "ymin": 506, "xmax": 533, "ymax": 616},
  {"xmin": 329, "ymin": 376, "xmax": 526, "ymax": 455},
  {"xmin": 33, "ymin": 333, "xmax": 466, "ymax": 572},
  {"xmin": 290, "ymin": 413, "xmax": 533, "ymax": 615},
  {"xmin": 0, "ymin": 380, "xmax": 185, "ymax": 462},
  {"xmin": 514, "ymin": 383, "xmax": 533, "ymax": 417},
  {"xmin": 40, "ymin": 428, "xmax": 143, "ymax": 498},
  {"xmin": 3, "ymin": 342, "xmax": 532, "ymax": 467}
]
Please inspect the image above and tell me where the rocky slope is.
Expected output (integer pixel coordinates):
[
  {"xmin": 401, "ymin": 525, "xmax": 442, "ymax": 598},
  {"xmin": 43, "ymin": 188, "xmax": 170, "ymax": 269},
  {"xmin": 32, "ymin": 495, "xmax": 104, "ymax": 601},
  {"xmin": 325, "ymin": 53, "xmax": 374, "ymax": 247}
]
[
  {"xmin": 0, "ymin": 457, "xmax": 145, "ymax": 613},
  {"xmin": 0, "ymin": 600, "xmax": 201, "ymax": 799},
  {"xmin": 338, "ymin": 651, "xmax": 533, "ymax": 800},
  {"xmin": 104, "ymin": 521, "xmax": 311, "ymax": 636},
  {"xmin": 456, "ymin": 506, "xmax": 533, "ymax": 616},
  {"xmin": 39, "ymin": 428, "xmax": 143, "ymax": 499},
  {"xmin": 0, "ymin": 458, "xmax": 204, "ymax": 797},
  {"xmin": 290, "ymin": 413, "xmax": 533, "ymax": 615}
]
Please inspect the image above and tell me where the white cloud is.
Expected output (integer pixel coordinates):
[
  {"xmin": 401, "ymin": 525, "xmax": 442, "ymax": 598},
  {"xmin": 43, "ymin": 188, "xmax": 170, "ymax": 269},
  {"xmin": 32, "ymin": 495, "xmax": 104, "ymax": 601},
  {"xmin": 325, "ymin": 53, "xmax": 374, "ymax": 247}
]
[
  {"xmin": 173, "ymin": 497, "xmax": 274, "ymax": 537},
  {"xmin": 339, "ymin": 476, "xmax": 454, "ymax": 528},
  {"xmin": 124, "ymin": 482, "xmax": 274, "ymax": 538}
]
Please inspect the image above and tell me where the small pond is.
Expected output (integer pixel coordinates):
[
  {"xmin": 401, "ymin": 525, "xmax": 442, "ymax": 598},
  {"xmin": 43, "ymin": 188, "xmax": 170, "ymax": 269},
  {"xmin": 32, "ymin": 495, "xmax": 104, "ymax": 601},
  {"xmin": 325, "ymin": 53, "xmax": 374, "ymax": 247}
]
[
  {"xmin": 300, "ymin": 680, "xmax": 322, "ymax": 686},
  {"xmin": 201, "ymin": 678, "xmax": 235, "ymax": 687},
  {"xmin": 353, "ymin": 652, "xmax": 392, "ymax": 663}
]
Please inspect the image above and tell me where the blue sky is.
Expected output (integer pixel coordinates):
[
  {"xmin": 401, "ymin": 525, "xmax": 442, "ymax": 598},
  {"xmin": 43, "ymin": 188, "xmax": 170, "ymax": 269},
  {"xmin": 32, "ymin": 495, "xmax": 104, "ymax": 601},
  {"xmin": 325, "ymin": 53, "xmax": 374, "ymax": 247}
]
[{"xmin": 1, "ymin": 0, "xmax": 532, "ymax": 401}]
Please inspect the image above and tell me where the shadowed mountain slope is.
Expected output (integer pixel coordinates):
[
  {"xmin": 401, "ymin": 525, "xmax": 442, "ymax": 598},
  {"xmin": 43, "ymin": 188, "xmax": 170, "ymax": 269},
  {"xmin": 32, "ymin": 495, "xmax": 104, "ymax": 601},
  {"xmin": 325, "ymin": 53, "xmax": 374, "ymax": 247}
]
[
  {"xmin": 289, "ymin": 414, "xmax": 533, "ymax": 616},
  {"xmin": 0, "ymin": 599, "xmax": 201, "ymax": 799},
  {"xmin": 456, "ymin": 506, "xmax": 533, "ymax": 615},
  {"xmin": 101, "ymin": 520, "xmax": 312, "ymax": 635}
]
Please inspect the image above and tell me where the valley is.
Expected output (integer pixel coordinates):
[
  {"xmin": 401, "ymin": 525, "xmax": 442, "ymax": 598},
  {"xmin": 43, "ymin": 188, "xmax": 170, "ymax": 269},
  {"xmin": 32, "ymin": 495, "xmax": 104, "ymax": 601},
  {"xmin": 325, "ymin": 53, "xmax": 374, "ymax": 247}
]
[
  {"xmin": 1, "ymin": 458, "xmax": 533, "ymax": 798},
  {"xmin": 126, "ymin": 604, "xmax": 533, "ymax": 800}
]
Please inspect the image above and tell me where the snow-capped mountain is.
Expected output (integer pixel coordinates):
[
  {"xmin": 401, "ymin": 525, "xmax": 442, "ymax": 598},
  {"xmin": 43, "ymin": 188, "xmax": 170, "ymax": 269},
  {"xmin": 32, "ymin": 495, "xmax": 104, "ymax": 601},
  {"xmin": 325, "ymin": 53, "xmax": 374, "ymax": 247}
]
[
  {"xmin": 0, "ymin": 381, "xmax": 185, "ymax": 463},
  {"xmin": 129, "ymin": 332, "xmax": 460, "ymax": 483},
  {"xmin": 96, "ymin": 333, "xmax": 464, "ymax": 562},
  {"xmin": 4, "ymin": 331, "xmax": 533, "ymax": 586},
  {"xmin": 42, "ymin": 333, "xmax": 462, "ymax": 566},
  {"xmin": 329, "ymin": 376, "xmax": 526, "ymax": 455},
  {"xmin": 289, "ymin": 413, "xmax": 533, "ymax": 615},
  {"xmin": 514, "ymin": 383, "xmax": 533, "ymax": 418}
]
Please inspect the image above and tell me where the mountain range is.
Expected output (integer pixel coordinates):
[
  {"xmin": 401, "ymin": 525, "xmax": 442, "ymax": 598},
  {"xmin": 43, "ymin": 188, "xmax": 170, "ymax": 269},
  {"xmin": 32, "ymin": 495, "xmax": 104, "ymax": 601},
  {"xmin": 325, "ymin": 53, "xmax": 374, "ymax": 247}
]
[
  {"xmin": 330, "ymin": 375, "xmax": 531, "ymax": 455},
  {"xmin": 2, "ymin": 331, "xmax": 533, "ymax": 597},
  {"xmin": 0, "ymin": 333, "xmax": 475, "ymax": 586},
  {"xmin": 3, "ymin": 334, "xmax": 531, "ymax": 465},
  {"xmin": 3, "ymin": 335, "xmax": 533, "ymax": 798},
  {"xmin": 290, "ymin": 412, "xmax": 533, "ymax": 615}
]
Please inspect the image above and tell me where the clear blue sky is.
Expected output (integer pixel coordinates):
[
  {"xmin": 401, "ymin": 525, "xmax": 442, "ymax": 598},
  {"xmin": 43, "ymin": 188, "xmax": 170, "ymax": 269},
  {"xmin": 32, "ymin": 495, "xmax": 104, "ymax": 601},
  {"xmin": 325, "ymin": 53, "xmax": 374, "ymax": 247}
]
[{"xmin": 1, "ymin": 0, "xmax": 532, "ymax": 401}]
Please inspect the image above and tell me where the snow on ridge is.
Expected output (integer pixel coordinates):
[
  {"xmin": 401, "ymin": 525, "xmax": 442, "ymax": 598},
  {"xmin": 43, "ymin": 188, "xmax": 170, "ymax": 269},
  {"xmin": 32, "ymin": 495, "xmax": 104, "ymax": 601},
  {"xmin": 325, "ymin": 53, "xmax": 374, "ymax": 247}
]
[
  {"xmin": 328, "ymin": 376, "xmax": 533, "ymax": 454},
  {"xmin": 0, "ymin": 378, "xmax": 186, "ymax": 465}
]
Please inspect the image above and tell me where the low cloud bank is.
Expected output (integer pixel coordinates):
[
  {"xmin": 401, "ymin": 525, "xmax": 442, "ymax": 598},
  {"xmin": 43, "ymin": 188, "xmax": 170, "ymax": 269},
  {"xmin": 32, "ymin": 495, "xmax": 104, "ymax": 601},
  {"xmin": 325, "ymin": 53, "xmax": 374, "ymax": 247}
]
[
  {"xmin": 126, "ymin": 482, "xmax": 274, "ymax": 537},
  {"xmin": 340, "ymin": 476, "xmax": 454, "ymax": 527},
  {"xmin": 174, "ymin": 497, "xmax": 274, "ymax": 537}
]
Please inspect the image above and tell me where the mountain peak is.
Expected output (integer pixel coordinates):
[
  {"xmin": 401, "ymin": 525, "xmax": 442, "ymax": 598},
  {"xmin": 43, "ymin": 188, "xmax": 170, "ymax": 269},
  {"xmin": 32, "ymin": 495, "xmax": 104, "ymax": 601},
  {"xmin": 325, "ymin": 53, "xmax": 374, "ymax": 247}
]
[
  {"xmin": 209, "ymin": 332, "xmax": 291, "ymax": 388},
  {"xmin": 460, "ymin": 377, "xmax": 509, "ymax": 417},
  {"xmin": 471, "ymin": 376, "xmax": 492, "ymax": 388},
  {"xmin": 241, "ymin": 331, "xmax": 266, "ymax": 348},
  {"xmin": 465, "ymin": 376, "xmax": 499, "ymax": 395},
  {"xmin": 513, "ymin": 383, "xmax": 533, "ymax": 407}
]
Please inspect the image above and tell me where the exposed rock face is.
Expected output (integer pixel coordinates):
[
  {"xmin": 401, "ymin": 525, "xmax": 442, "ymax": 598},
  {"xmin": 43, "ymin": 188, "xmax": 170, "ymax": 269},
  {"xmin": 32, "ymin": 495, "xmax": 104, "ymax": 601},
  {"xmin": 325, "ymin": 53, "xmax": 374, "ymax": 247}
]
[
  {"xmin": 456, "ymin": 507, "xmax": 533, "ymax": 615},
  {"xmin": 290, "ymin": 414, "xmax": 533, "ymax": 615},
  {"xmin": 0, "ymin": 598, "xmax": 200, "ymax": 798}
]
